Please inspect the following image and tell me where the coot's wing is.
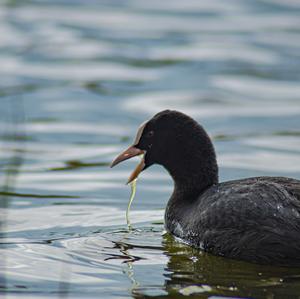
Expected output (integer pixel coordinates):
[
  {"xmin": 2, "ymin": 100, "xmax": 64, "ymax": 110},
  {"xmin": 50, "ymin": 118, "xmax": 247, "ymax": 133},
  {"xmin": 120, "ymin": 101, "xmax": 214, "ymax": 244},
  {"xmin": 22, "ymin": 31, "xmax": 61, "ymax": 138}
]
[
  {"xmin": 192, "ymin": 177, "xmax": 300, "ymax": 266},
  {"xmin": 265, "ymin": 176, "xmax": 300, "ymax": 202}
]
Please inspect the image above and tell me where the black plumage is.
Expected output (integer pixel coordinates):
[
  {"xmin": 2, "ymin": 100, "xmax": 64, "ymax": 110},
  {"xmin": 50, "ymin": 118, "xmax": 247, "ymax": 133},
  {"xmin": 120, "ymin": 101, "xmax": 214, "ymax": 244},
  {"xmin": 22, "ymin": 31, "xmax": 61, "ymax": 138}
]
[{"xmin": 112, "ymin": 110, "xmax": 300, "ymax": 267}]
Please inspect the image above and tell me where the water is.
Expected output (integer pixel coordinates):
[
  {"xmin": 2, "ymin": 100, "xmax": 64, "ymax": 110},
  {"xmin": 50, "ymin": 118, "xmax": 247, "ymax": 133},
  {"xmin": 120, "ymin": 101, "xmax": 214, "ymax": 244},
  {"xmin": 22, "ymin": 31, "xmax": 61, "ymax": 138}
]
[{"xmin": 1, "ymin": 0, "xmax": 300, "ymax": 298}]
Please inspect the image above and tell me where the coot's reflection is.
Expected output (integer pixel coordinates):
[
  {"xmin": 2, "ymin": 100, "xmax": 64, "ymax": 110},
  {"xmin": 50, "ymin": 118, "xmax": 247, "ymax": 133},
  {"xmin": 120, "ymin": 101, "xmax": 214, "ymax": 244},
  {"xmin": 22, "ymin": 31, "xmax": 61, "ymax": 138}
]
[{"xmin": 134, "ymin": 233, "xmax": 300, "ymax": 299}]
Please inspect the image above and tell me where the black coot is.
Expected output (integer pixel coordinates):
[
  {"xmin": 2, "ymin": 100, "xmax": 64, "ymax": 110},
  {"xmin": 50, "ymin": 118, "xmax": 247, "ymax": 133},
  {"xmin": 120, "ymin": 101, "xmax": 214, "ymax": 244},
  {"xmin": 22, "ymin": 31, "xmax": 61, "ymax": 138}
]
[{"xmin": 111, "ymin": 110, "xmax": 300, "ymax": 267}]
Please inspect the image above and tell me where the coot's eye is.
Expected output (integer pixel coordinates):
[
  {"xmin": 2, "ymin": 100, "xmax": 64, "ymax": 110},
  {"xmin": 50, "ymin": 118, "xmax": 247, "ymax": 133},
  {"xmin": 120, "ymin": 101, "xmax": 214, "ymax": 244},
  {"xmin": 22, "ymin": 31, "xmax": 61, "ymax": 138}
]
[{"xmin": 147, "ymin": 130, "xmax": 154, "ymax": 138}]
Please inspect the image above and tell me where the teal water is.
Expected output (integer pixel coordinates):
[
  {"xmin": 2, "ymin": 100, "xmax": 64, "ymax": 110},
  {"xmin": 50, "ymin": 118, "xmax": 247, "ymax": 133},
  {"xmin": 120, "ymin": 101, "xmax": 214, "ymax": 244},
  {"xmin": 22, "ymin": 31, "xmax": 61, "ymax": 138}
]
[{"xmin": 1, "ymin": 0, "xmax": 300, "ymax": 298}]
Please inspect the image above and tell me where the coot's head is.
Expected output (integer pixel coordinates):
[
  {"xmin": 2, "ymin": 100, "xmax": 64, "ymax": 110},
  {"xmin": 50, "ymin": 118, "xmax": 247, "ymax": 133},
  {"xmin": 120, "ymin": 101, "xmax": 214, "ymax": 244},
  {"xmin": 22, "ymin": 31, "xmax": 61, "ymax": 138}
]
[{"xmin": 111, "ymin": 110, "xmax": 218, "ymax": 190}]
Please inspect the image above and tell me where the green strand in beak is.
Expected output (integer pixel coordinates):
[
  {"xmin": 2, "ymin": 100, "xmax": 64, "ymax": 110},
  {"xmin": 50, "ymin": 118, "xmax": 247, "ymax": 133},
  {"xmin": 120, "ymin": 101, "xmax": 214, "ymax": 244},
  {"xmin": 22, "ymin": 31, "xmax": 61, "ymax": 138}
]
[{"xmin": 126, "ymin": 178, "xmax": 137, "ymax": 230}]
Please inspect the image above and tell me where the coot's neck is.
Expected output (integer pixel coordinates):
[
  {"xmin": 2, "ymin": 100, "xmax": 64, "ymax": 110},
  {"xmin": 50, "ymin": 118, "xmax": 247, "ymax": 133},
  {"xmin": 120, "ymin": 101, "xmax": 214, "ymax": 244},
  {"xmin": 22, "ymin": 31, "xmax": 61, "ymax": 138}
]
[{"xmin": 162, "ymin": 126, "xmax": 219, "ymax": 200}]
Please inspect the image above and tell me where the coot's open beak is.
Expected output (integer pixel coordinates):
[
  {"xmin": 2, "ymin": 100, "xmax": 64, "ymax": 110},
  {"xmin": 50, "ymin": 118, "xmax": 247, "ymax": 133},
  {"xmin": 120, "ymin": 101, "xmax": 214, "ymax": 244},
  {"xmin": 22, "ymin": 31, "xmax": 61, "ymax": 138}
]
[{"xmin": 110, "ymin": 146, "xmax": 145, "ymax": 184}]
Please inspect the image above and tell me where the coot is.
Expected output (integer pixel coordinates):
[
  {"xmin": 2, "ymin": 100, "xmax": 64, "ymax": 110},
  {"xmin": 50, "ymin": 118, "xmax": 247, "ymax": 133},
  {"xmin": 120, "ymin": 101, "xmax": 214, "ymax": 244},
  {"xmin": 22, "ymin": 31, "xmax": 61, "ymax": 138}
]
[{"xmin": 111, "ymin": 110, "xmax": 300, "ymax": 267}]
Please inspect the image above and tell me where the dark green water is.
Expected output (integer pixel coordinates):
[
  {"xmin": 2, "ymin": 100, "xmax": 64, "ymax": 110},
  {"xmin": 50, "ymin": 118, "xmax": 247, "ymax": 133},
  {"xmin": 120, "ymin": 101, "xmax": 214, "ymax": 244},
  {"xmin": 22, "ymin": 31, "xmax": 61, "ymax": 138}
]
[{"xmin": 1, "ymin": 0, "xmax": 300, "ymax": 298}]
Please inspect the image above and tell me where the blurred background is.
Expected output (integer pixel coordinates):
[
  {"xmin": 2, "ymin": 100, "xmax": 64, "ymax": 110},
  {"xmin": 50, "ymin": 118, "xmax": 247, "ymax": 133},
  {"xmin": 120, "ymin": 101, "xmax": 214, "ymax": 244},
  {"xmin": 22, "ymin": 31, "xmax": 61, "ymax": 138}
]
[{"xmin": 1, "ymin": 0, "xmax": 300, "ymax": 298}]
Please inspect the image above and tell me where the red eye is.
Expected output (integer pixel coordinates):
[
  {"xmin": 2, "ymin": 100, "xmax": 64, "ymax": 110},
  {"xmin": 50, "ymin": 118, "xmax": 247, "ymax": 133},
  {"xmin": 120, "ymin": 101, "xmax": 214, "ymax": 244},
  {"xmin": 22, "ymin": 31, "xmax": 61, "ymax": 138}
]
[{"xmin": 147, "ymin": 130, "xmax": 154, "ymax": 138}]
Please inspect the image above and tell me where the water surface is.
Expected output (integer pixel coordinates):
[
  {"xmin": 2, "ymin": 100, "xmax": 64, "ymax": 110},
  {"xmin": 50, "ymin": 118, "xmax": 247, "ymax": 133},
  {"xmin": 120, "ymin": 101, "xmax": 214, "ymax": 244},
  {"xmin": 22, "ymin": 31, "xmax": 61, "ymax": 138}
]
[{"xmin": 1, "ymin": 0, "xmax": 300, "ymax": 298}]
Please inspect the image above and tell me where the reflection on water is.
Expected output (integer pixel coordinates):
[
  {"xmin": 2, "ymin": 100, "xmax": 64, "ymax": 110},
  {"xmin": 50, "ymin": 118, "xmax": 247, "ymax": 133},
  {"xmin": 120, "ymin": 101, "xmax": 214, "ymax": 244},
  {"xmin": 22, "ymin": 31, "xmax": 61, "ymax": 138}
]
[
  {"xmin": 161, "ymin": 235, "xmax": 300, "ymax": 299},
  {"xmin": 1, "ymin": 0, "xmax": 300, "ymax": 298}
]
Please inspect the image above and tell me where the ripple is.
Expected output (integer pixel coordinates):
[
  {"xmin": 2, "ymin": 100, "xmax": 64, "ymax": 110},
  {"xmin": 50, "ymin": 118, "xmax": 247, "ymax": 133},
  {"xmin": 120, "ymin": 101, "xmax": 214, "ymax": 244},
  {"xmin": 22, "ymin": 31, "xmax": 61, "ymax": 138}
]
[
  {"xmin": 220, "ymin": 150, "xmax": 300, "ymax": 173},
  {"xmin": 130, "ymin": 0, "xmax": 246, "ymax": 13},
  {"xmin": 2, "ymin": 205, "xmax": 164, "ymax": 237},
  {"xmin": 124, "ymin": 87, "xmax": 300, "ymax": 118},
  {"xmin": 60, "ymin": 228, "xmax": 166, "ymax": 266},
  {"xmin": 261, "ymin": 0, "xmax": 300, "ymax": 8},
  {"xmin": 0, "ymin": 58, "xmax": 161, "ymax": 82},
  {"xmin": 245, "ymin": 135, "xmax": 300, "ymax": 153},
  {"xmin": 14, "ymin": 6, "xmax": 300, "ymax": 33},
  {"xmin": 148, "ymin": 42, "xmax": 279, "ymax": 64},
  {"xmin": 212, "ymin": 76, "xmax": 300, "ymax": 100}
]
